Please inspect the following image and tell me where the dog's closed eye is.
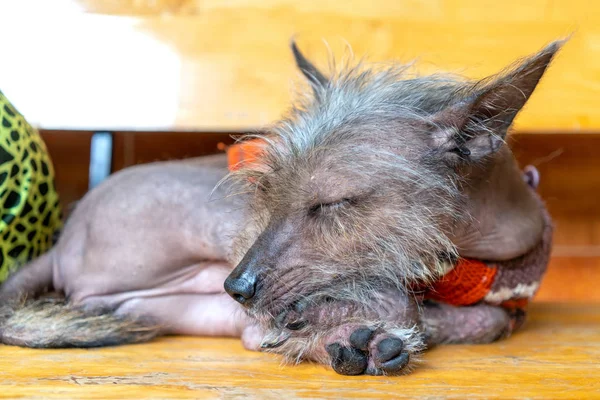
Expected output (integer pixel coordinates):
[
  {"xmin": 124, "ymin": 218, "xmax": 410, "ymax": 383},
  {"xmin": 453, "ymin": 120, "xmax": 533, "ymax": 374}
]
[{"xmin": 309, "ymin": 198, "xmax": 356, "ymax": 215}]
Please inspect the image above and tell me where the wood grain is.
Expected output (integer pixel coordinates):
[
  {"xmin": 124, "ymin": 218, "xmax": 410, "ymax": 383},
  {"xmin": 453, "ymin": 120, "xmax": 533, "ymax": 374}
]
[
  {"xmin": 39, "ymin": 130, "xmax": 235, "ymax": 214},
  {"xmin": 40, "ymin": 130, "xmax": 93, "ymax": 212},
  {"xmin": 536, "ymin": 257, "xmax": 600, "ymax": 302},
  {"xmin": 0, "ymin": 0, "xmax": 598, "ymax": 131},
  {"xmin": 0, "ymin": 303, "xmax": 597, "ymax": 399},
  {"xmin": 510, "ymin": 133, "xmax": 600, "ymax": 258}
]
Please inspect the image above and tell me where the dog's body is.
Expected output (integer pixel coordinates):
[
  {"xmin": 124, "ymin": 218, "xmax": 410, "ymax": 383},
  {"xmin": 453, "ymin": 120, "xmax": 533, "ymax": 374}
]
[
  {"xmin": 0, "ymin": 41, "xmax": 560, "ymax": 375},
  {"xmin": 0, "ymin": 155, "xmax": 258, "ymax": 346}
]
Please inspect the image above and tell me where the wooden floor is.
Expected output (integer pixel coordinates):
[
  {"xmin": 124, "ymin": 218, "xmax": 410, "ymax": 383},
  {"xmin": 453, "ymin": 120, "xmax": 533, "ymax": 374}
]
[{"xmin": 0, "ymin": 303, "xmax": 598, "ymax": 399}]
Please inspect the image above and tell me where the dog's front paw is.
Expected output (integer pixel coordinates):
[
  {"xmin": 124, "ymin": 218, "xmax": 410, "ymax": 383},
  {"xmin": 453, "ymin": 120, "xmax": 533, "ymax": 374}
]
[
  {"xmin": 261, "ymin": 293, "xmax": 422, "ymax": 376},
  {"xmin": 325, "ymin": 325, "xmax": 420, "ymax": 376}
]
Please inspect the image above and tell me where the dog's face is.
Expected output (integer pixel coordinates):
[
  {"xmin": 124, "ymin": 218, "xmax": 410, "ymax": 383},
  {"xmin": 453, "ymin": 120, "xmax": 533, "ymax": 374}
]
[{"xmin": 224, "ymin": 40, "xmax": 562, "ymax": 324}]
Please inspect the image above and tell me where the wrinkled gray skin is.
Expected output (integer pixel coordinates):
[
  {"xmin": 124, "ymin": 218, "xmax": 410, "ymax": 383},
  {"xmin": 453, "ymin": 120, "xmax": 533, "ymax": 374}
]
[{"xmin": 0, "ymin": 40, "xmax": 561, "ymax": 376}]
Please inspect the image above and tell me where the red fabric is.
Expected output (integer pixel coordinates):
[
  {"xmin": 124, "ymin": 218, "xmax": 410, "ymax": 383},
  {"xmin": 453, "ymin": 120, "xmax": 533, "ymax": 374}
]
[
  {"xmin": 227, "ymin": 139, "xmax": 265, "ymax": 171},
  {"xmin": 423, "ymin": 259, "xmax": 497, "ymax": 306}
]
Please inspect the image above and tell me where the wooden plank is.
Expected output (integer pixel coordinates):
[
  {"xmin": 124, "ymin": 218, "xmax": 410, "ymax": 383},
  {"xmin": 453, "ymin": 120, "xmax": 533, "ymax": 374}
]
[
  {"xmin": 511, "ymin": 133, "xmax": 600, "ymax": 256},
  {"xmin": 0, "ymin": 302, "xmax": 598, "ymax": 399},
  {"xmin": 0, "ymin": 1, "xmax": 598, "ymax": 131},
  {"xmin": 537, "ymin": 257, "xmax": 600, "ymax": 302},
  {"xmin": 40, "ymin": 130, "xmax": 234, "ymax": 212}
]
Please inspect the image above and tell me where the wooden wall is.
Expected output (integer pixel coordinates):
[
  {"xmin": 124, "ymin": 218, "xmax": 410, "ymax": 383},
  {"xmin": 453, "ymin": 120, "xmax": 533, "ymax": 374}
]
[
  {"xmin": 40, "ymin": 130, "xmax": 236, "ymax": 209},
  {"xmin": 0, "ymin": 0, "xmax": 598, "ymax": 131}
]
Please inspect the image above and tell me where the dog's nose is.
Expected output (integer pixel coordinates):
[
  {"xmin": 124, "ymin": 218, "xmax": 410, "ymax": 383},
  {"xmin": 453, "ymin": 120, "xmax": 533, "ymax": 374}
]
[{"xmin": 224, "ymin": 274, "xmax": 257, "ymax": 305}]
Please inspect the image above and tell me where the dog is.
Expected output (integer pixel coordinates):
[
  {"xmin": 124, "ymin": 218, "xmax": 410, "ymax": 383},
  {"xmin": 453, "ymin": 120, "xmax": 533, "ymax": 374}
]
[{"xmin": 0, "ymin": 40, "xmax": 559, "ymax": 375}]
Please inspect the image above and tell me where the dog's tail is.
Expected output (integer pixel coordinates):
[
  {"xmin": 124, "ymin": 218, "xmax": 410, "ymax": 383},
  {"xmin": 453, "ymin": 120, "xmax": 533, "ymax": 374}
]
[
  {"xmin": 0, "ymin": 297, "xmax": 160, "ymax": 348},
  {"xmin": 0, "ymin": 250, "xmax": 160, "ymax": 348}
]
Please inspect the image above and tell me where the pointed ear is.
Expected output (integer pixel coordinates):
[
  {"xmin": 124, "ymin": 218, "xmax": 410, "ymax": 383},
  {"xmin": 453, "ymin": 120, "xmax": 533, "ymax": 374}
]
[
  {"xmin": 432, "ymin": 39, "xmax": 565, "ymax": 161},
  {"xmin": 290, "ymin": 40, "xmax": 329, "ymax": 92}
]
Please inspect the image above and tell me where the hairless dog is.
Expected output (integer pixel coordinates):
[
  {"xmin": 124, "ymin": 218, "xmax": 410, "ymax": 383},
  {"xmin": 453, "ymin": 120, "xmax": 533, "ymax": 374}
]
[{"xmin": 0, "ymin": 39, "xmax": 560, "ymax": 375}]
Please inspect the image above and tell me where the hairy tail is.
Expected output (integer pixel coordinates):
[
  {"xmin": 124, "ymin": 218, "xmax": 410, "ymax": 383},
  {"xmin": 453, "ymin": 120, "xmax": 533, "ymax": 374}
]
[
  {"xmin": 0, "ymin": 250, "xmax": 161, "ymax": 348},
  {"xmin": 0, "ymin": 297, "xmax": 160, "ymax": 348}
]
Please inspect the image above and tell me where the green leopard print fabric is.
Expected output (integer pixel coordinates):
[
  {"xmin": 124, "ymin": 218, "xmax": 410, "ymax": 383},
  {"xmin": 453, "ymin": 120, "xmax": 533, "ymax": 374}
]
[{"xmin": 0, "ymin": 90, "xmax": 62, "ymax": 283}]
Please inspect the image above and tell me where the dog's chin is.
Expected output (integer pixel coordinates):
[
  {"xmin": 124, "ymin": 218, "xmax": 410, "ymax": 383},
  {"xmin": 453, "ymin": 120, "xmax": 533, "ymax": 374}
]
[
  {"xmin": 246, "ymin": 300, "xmax": 297, "ymax": 324},
  {"xmin": 248, "ymin": 279, "xmax": 328, "ymax": 317},
  {"xmin": 247, "ymin": 302, "xmax": 304, "ymax": 351},
  {"xmin": 247, "ymin": 289, "xmax": 317, "ymax": 327}
]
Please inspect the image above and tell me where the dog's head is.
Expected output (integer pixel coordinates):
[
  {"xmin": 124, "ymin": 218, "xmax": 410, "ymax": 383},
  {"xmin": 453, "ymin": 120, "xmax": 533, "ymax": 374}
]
[{"xmin": 225, "ymin": 40, "xmax": 563, "ymax": 324}]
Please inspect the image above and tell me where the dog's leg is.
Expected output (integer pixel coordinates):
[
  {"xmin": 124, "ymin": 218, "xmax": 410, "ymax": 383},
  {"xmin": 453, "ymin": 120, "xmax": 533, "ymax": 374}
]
[
  {"xmin": 114, "ymin": 292, "xmax": 252, "ymax": 338},
  {"xmin": 420, "ymin": 301, "xmax": 523, "ymax": 345},
  {"xmin": 0, "ymin": 249, "xmax": 54, "ymax": 304},
  {"xmin": 261, "ymin": 288, "xmax": 425, "ymax": 375}
]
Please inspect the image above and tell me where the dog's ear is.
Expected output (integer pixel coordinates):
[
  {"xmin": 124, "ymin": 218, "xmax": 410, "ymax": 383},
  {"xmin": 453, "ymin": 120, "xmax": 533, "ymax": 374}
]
[
  {"xmin": 431, "ymin": 39, "xmax": 565, "ymax": 161},
  {"xmin": 291, "ymin": 40, "xmax": 329, "ymax": 92}
]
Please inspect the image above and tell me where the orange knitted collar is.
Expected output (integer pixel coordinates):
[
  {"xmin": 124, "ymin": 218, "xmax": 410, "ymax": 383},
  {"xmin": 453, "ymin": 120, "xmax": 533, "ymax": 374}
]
[
  {"xmin": 226, "ymin": 139, "xmax": 523, "ymax": 309},
  {"xmin": 227, "ymin": 138, "xmax": 267, "ymax": 171}
]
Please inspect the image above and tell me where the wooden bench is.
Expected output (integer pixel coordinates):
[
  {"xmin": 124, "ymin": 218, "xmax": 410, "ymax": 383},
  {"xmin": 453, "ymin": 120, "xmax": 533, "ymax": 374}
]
[{"xmin": 2, "ymin": 302, "xmax": 598, "ymax": 398}]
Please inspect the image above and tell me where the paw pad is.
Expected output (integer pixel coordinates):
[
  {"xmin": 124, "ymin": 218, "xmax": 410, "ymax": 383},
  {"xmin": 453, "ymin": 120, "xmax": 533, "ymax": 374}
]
[
  {"xmin": 326, "ymin": 343, "xmax": 368, "ymax": 376},
  {"xmin": 326, "ymin": 326, "xmax": 412, "ymax": 376}
]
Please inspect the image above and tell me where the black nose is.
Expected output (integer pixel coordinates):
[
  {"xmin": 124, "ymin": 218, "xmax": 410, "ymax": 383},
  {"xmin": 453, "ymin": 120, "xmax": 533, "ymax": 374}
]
[{"xmin": 224, "ymin": 274, "xmax": 257, "ymax": 305}]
